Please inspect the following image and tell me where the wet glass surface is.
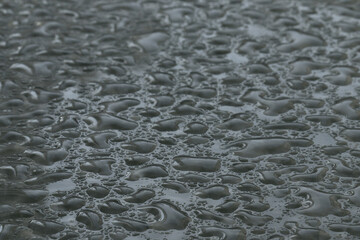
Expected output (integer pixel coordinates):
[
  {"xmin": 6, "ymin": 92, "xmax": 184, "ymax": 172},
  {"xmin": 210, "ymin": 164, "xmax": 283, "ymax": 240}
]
[{"xmin": 1, "ymin": 0, "xmax": 360, "ymax": 239}]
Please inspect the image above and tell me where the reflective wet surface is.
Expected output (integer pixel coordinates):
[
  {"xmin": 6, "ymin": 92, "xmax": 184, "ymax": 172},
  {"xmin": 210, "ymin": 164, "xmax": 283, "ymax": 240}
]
[{"xmin": 1, "ymin": 0, "xmax": 360, "ymax": 239}]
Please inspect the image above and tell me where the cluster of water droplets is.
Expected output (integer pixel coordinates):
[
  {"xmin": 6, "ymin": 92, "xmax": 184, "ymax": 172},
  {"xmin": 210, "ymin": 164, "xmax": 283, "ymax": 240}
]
[{"xmin": 1, "ymin": 0, "xmax": 360, "ymax": 239}]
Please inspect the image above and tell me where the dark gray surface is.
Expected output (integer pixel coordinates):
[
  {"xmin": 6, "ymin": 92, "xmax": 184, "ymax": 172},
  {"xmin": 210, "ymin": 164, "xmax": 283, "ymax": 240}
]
[{"xmin": 1, "ymin": 0, "xmax": 360, "ymax": 239}]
